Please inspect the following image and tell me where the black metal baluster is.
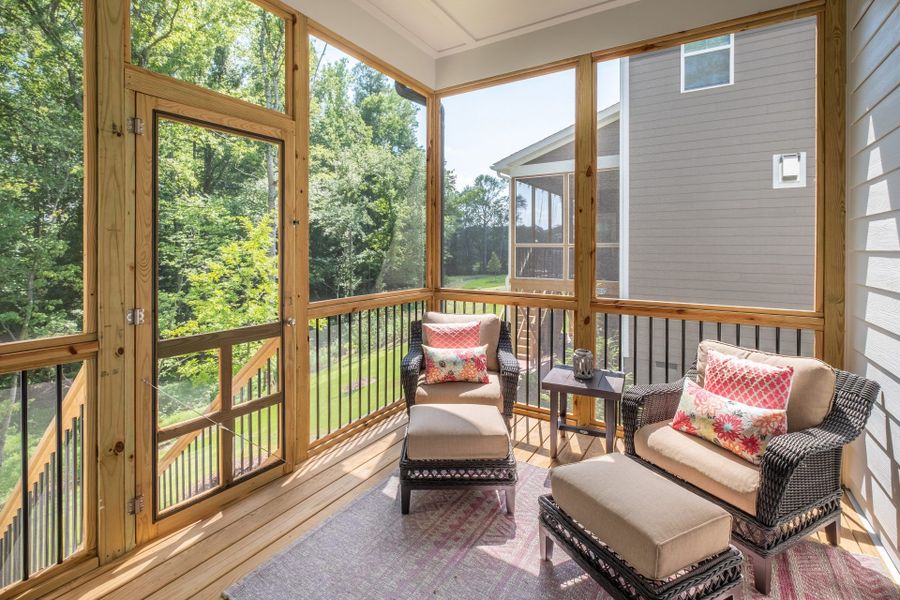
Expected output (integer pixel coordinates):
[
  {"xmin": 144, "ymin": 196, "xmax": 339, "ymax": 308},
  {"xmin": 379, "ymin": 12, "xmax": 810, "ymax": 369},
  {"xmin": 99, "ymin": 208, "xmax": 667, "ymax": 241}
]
[
  {"xmin": 525, "ymin": 306, "xmax": 531, "ymax": 406},
  {"xmin": 560, "ymin": 309, "xmax": 565, "ymax": 363},
  {"xmin": 348, "ymin": 312, "xmax": 353, "ymax": 423},
  {"xmin": 394, "ymin": 304, "xmax": 399, "ymax": 402},
  {"xmin": 618, "ymin": 314, "xmax": 623, "ymax": 372},
  {"xmin": 633, "ymin": 316, "xmax": 638, "ymax": 384},
  {"xmin": 20, "ymin": 371, "xmax": 29, "ymax": 580},
  {"xmin": 367, "ymin": 310, "xmax": 372, "ymax": 413},
  {"xmin": 358, "ymin": 307, "xmax": 363, "ymax": 418},
  {"xmin": 537, "ymin": 308, "xmax": 543, "ymax": 396},
  {"xmin": 648, "ymin": 317, "xmax": 653, "ymax": 385},
  {"xmin": 796, "ymin": 329, "xmax": 802, "ymax": 356},
  {"xmin": 327, "ymin": 318, "xmax": 332, "ymax": 434},
  {"xmin": 755, "ymin": 326, "xmax": 760, "ymax": 349},
  {"xmin": 681, "ymin": 320, "xmax": 686, "ymax": 376},
  {"xmin": 736, "ymin": 323, "xmax": 741, "ymax": 347},
  {"xmin": 549, "ymin": 310, "xmax": 555, "ymax": 368},
  {"xmin": 315, "ymin": 321, "xmax": 320, "ymax": 440},
  {"xmin": 377, "ymin": 308, "xmax": 382, "ymax": 409},
  {"xmin": 603, "ymin": 313, "xmax": 609, "ymax": 369},
  {"xmin": 54, "ymin": 366, "xmax": 63, "ymax": 565},
  {"xmin": 337, "ymin": 313, "xmax": 343, "ymax": 428},
  {"xmin": 63, "ymin": 429, "xmax": 69, "ymax": 556},
  {"xmin": 775, "ymin": 327, "xmax": 781, "ymax": 354},
  {"xmin": 717, "ymin": 322, "xmax": 722, "ymax": 341},
  {"xmin": 77, "ymin": 409, "xmax": 82, "ymax": 544},
  {"xmin": 664, "ymin": 319, "xmax": 670, "ymax": 383},
  {"xmin": 200, "ymin": 430, "xmax": 206, "ymax": 493}
]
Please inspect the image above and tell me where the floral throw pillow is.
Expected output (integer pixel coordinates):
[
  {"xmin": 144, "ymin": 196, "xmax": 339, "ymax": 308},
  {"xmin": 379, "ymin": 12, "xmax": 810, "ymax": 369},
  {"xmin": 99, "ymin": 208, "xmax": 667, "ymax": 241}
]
[
  {"xmin": 671, "ymin": 379, "xmax": 787, "ymax": 465},
  {"xmin": 704, "ymin": 349, "xmax": 794, "ymax": 410},
  {"xmin": 423, "ymin": 344, "xmax": 490, "ymax": 385},
  {"xmin": 423, "ymin": 321, "xmax": 481, "ymax": 348}
]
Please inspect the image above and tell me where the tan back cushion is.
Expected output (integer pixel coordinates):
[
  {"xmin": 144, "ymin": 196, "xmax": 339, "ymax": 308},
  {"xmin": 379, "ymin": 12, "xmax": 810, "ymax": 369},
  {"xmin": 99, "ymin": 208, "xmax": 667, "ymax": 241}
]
[
  {"xmin": 423, "ymin": 312, "xmax": 501, "ymax": 371},
  {"xmin": 696, "ymin": 340, "xmax": 836, "ymax": 432}
]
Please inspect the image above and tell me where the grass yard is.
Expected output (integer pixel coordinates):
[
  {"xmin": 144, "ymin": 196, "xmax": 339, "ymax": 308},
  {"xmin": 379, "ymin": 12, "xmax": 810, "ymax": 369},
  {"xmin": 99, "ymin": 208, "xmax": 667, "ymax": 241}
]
[
  {"xmin": 308, "ymin": 341, "xmax": 408, "ymax": 438},
  {"xmin": 443, "ymin": 274, "xmax": 507, "ymax": 290}
]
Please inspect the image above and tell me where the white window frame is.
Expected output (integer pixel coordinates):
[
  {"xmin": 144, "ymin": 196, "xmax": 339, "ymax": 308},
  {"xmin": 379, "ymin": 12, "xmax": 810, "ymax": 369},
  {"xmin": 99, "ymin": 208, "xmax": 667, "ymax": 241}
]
[{"xmin": 680, "ymin": 34, "xmax": 734, "ymax": 93}]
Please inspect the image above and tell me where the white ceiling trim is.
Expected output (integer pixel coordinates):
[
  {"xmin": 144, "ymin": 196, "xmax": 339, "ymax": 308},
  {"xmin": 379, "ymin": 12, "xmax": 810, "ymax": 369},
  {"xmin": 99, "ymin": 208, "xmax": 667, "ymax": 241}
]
[{"xmin": 350, "ymin": 0, "xmax": 641, "ymax": 58}]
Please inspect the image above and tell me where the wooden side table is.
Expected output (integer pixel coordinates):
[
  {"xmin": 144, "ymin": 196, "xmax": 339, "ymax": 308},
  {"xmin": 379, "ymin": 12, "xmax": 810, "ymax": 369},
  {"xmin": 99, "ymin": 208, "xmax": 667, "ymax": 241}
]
[{"xmin": 541, "ymin": 365, "xmax": 626, "ymax": 457}]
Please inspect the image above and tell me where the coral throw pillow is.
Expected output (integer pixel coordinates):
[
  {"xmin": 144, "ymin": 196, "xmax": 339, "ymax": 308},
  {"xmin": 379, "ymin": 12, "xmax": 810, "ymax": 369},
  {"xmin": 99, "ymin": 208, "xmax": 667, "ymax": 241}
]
[
  {"xmin": 423, "ymin": 322, "xmax": 481, "ymax": 349},
  {"xmin": 671, "ymin": 379, "xmax": 787, "ymax": 465},
  {"xmin": 423, "ymin": 344, "xmax": 490, "ymax": 385},
  {"xmin": 705, "ymin": 349, "xmax": 794, "ymax": 410}
]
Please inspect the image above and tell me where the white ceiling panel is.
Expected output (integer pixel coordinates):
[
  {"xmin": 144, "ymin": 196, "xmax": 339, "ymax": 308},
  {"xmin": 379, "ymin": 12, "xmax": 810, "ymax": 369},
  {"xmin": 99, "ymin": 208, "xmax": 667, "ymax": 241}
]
[{"xmin": 351, "ymin": 0, "xmax": 638, "ymax": 57}]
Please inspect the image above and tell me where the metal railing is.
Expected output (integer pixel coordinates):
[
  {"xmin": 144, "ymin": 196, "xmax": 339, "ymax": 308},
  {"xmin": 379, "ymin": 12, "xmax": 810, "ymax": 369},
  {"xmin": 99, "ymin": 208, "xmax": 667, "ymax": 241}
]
[
  {"xmin": 440, "ymin": 299, "xmax": 817, "ymax": 424},
  {"xmin": 309, "ymin": 300, "xmax": 425, "ymax": 442},
  {"xmin": 0, "ymin": 364, "xmax": 85, "ymax": 589}
]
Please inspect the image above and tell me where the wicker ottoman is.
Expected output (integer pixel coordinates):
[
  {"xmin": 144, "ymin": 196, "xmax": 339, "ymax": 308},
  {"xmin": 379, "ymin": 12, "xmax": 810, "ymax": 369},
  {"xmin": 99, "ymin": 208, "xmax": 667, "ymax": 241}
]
[
  {"xmin": 539, "ymin": 454, "xmax": 743, "ymax": 600},
  {"xmin": 400, "ymin": 403, "xmax": 517, "ymax": 514}
]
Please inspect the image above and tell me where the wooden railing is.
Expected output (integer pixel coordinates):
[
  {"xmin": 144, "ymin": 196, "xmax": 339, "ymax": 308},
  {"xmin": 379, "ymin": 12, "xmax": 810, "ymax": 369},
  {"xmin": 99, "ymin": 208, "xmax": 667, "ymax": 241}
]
[
  {"xmin": 156, "ymin": 336, "xmax": 281, "ymax": 512},
  {"xmin": 0, "ymin": 365, "xmax": 86, "ymax": 588}
]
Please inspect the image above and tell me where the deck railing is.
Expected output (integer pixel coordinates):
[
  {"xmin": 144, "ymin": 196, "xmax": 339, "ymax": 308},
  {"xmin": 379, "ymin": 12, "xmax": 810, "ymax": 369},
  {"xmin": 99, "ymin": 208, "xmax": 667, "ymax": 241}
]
[
  {"xmin": 308, "ymin": 298, "xmax": 426, "ymax": 445},
  {"xmin": 438, "ymin": 296, "xmax": 819, "ymax": 425},
  {"xmin": 0, "ymin": 364, "xmax": 85, "ymax": 589}
]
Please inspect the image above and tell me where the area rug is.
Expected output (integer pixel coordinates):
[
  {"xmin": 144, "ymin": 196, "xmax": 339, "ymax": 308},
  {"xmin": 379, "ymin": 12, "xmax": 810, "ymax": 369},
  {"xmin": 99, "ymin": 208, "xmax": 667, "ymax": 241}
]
[{"xmin": 223, "ymin": 462, "xmax": 898, "ymax": 599}]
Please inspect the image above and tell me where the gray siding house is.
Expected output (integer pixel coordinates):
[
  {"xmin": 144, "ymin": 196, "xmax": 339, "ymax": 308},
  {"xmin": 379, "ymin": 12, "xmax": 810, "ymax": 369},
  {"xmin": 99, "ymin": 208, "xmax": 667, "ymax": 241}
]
[{"xmin": 493, "ymin": 17, "xmax": 818, "ymax": 381}]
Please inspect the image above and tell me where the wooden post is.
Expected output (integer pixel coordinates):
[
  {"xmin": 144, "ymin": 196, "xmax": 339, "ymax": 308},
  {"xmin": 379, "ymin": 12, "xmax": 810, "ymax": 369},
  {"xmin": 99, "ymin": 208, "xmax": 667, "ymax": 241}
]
[
  {"xmin": 426, "ymin": 93, "xmax": 442, "ymax": 311},
  {"xmin": 821, "ymin": 0, "xmax": 845, "ymax": 368},
  {"xmin": 573, "ymin": 55, "xmax": 597, "ymax": 426},
  {"xmin": 292, "ymin": 14, "xmax": 311, "ymax": 463},
  {"xmin": 220, "ymin": 346, "xmax": 234, "ymax": 485},
  {"xmin": 96, "ymin": 0, "xmax": 134, "ymax": 563}
]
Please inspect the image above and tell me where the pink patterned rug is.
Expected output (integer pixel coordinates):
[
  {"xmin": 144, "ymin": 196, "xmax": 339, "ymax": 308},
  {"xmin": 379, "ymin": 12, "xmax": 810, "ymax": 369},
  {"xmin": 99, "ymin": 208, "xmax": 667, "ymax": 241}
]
[{"xmin": 224, "ymin": 462, "xmax": 899, "ymax": 599}]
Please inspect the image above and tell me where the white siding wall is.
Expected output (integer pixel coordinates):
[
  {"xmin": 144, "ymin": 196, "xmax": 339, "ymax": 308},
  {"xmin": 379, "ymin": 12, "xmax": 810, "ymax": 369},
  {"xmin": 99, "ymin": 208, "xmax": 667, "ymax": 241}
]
[{"xmin": 843, "ymin": 0, "xmax": 900, "ymax": 572}]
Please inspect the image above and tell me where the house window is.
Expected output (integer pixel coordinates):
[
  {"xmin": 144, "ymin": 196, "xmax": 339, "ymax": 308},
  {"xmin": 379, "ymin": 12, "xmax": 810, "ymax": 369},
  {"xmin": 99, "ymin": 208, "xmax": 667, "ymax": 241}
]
[{"xmin": 681, "ymin": 34, "xmax": 733, "ymax": 92}]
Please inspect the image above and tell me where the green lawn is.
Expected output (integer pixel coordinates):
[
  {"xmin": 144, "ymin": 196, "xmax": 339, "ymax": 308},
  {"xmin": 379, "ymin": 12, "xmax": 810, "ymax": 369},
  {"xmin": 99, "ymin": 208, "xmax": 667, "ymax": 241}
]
[
  {"xmin": 443, "ymin": 274, "xmax": 507, "ymax": 290},
  {"xmin": 308, "ymin": 341, "xmax": 408, "ymax": 438}
]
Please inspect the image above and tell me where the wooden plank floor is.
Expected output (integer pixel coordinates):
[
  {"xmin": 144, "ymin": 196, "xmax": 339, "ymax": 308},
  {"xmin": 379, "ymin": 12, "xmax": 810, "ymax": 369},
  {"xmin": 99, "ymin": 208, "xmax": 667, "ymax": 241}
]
[{"xmin": 34, "ymin": 412, "xmax": 889, "ymax": 600}]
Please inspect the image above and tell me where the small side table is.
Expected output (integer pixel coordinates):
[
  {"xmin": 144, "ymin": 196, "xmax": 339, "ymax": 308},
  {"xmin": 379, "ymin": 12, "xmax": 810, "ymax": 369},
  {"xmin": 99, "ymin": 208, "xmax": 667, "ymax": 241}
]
[{"xmin": 541, "ymin": 365, "xmax": 626, "ymax": 457}]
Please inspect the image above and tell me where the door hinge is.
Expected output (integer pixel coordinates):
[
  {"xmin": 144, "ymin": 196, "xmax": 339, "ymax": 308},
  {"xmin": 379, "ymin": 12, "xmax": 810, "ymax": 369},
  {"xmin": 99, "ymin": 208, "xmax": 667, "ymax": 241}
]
[
  {"xmin": 127, "ymin": 308, "xmax": 145, "ymax": 325},
  {"xmin": 127, "ymin": 117, "xmax": 144, "ymax": 135},
  {"xmin": 128, "ymin": 495, "xmax": 145, "ymax": 515}
]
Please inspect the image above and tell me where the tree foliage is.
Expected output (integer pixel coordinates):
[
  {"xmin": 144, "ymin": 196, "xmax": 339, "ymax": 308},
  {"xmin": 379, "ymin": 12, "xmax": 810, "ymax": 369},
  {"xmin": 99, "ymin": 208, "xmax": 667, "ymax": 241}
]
[{"xmin": 308, "ymin": 42, "xmax": 426, "ymax": 301}]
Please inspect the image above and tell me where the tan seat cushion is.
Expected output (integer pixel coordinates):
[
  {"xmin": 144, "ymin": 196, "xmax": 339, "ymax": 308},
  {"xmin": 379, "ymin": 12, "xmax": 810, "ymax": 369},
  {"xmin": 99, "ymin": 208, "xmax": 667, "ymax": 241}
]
[
  {"xmin": 696, "ymin": 340, "xmax": 836, "ymax": 432},
  {"xmin": 406, "ymin": 403, "xmax": 510, "ymax": 460},
  {"xmin": 423, "ymin": 312, "xmax": 501, "ymax": 372},
  {"xmin": 416, "ymin": 372, "xmax": 503, "ymax": 412},
  {"xmin": 635, "ymin": 421, "xmax": 760, "ymax": 516},
  {"xmin": 551, "ymin": 454, "xmax": 731, "ymax": 580}
]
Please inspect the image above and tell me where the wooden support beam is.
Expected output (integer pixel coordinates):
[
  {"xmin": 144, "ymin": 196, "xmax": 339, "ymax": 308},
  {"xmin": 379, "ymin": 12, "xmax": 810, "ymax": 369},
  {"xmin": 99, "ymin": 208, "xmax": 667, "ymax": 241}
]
[
  {"xmin": 95, "ymin": 0, "xmax": 133, "ymax": 563},
  {"xmin": 573, "ymin": 55, "xmax": 597, "ymax": 426},
  {"xmin": 426, "ymin": 93, "xmax": 441, "ymax": 310},
  {"xmin": 292, "ymin": 14, "xmax": 311, "ymax": 464},
  {"xmin": 821, "ymin": 0, "xmax": 846, "ymax": 368}
]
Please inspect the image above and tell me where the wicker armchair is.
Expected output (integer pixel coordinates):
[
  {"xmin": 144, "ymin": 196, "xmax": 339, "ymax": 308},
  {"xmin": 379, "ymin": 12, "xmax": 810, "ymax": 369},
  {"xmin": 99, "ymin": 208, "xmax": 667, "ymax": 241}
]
[
  {"xmin": 400, "ymin": 319, "xmax": 520, "ymax": 419},
  {"xmin": 622, "ymin": 361, "xmax": 880, "ymax": 594},
  {"xmin": 398, "ymin": 316, "xmax": 521, "ymax": 514}
]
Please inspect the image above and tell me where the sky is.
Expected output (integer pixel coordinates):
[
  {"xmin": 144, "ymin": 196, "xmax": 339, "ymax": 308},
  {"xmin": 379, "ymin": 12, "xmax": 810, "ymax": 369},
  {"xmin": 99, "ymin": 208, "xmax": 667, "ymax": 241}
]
[{"xmin": 312, "ymin": 37, "xmax": 620, "ymax": 189}]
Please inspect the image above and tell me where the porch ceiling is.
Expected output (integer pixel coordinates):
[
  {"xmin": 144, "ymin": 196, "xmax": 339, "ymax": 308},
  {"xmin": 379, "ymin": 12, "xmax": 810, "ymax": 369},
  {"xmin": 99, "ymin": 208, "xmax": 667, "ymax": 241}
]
[{"xmin": 348, "ymin": 0, "xmax": 639, "ymax": 57}]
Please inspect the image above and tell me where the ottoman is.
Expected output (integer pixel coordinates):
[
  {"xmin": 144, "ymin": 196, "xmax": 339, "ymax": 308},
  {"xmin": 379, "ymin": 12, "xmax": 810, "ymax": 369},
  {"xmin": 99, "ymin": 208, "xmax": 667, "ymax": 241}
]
[
  {"xmin": 400, "ymin": 403, "xmax": 517, "ymax": 514},
  {"xmin": 539, "ymin": 454, "xmax": 743, "ymax": 600}
]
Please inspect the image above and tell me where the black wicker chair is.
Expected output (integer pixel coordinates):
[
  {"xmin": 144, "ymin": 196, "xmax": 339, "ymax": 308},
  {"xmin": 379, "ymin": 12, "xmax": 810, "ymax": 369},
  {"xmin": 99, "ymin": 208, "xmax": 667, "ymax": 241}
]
[
  {"xmin": 398, "ymin": 318, "xmax": 520, "ymax": 514},
  {"xmin": 400, "ymin": 319, "xmax": 520, "ymax": 420},
  {"xmin": 622, "ymin": 361, "xmax": 880, "ymax": 594}
]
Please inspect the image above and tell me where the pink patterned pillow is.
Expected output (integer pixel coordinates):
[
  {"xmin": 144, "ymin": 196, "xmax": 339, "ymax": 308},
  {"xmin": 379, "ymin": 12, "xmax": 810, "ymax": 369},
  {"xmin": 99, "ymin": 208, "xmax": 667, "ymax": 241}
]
[
  {"xmin": 423, "ymin": 322, "xmax": 481, "ymax": 348},
  {"xmin": 423, "ymin": 344, "xmax": 490, "ymax": 384},
  {"xmin": 671, "ymin": 379, "xmax": 787, "ymax": 465},
  {"xmin": 704, "ymin": 349, "xmax": 794, "ymax": 410}
]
